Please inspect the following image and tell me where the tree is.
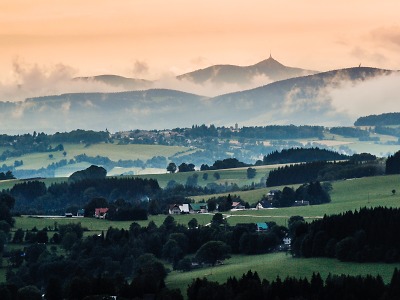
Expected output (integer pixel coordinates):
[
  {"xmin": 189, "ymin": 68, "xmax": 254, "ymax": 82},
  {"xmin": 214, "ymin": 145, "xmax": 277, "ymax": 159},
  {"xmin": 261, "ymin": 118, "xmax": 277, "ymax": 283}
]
[
  {"xmin": 213, "ymin": 172, "xmax": 221, "ymax": 180},
  {"xmin": 17, "ymin": 285, "xmax": 42, "ymax": 300},
  {"xmin": 69, "ymin": 165, "xmax": 107, "ymax": 182},
  {"xmin": 167, "ymin": 162, "xmax": 177, "ymax": 173},
  {"xmin": 211, "ymin": 213, "xmax": 226, "ymax": 227},
  {"xmin": 202, "ymin": 173, "xmax": 208, "ymax": 180},
  {"xmin": 279, "ymin": 186, "xmax": 296, "ymax": 207},
  {"xmin": 186, "ymin": 174, "xmax": 199, "ymax": 187},
  {"xmin": 246, "ymin": 167, "xmax": 257, "ymax": 179},
  {"xmin": 188, "ymin": 218, "xmax": 198, "ymax": 229},
  {"xmin": 48, "ymin": 154, "xmax": 54, "ymax": 159},
  {"xmin": 178, "ymin": 162, "xmax": 195, "ymax": 172},
  {"xmin": 195, "ymin": 241, "xmax": 231, "ymax": 266}
]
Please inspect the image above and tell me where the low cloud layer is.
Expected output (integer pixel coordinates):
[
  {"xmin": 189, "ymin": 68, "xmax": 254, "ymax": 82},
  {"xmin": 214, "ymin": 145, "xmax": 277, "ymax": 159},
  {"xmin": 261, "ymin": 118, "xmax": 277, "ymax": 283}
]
[
  {"xmin": 329, "ymin": 72, "xmax": 400, "ymax": 121},
  {"xmin": 153, "ymin": 72, "xmax": 273, "ymax": 97},
  {"xmin": 0, "ymin": 59, "xmax": 132, "ymax": 102}
]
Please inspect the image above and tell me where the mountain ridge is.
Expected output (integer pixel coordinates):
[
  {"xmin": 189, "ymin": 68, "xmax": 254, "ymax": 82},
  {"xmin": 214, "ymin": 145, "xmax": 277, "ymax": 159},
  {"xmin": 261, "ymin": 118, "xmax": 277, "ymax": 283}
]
[{"xmin": 177, "ymin": 55, "xmax": 318, "ymax": 85}]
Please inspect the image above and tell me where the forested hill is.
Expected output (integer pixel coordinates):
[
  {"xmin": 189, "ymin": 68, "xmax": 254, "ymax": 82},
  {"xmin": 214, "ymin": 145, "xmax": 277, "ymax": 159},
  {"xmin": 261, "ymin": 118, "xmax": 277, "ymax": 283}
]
[
  {"xmin": 261, "ymin": 147, "xmax": 349, "ymax": 165},
  {"xmin": 355, "ymin": 112, "xmax": 400, "ymax": 126},
  {"xmin": 209, "ymin": 67, "xmax": 392, "ymax": 125},
  {"xmin": 0, "ymin": 67, "xmax": 393, "ymax": 133}
]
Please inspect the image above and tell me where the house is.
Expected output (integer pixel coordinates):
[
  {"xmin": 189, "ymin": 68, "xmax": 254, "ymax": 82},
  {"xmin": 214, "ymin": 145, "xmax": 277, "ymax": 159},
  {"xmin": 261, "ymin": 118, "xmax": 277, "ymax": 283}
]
[
  {"xmin": 267, "ymin": 189, "xmax": 280, "ymax": 201},
  {"xmin": 179, "ymin": 204, "xmax": 190, "ymax": 214},
  {"xmin": 94, "ymin": 208, "xmax": 109, "ymax": 219},
  {"xmin": 65, "ymin": 213, "xmax": 73, "ymax": 218},
  {"xmin": 190, "ymin": 203, "xmax": 208, "ymax": 213},
  {"xmin": 168, "ymin": 204, "xmax": 191, "ymax": 214},
  {"xmin": 169, "ymin": 204, "xmax": 181, "ymax": 214},
  {"xmin": 231, "ymin": 201, "xmax": 245, "ymax": 210},
  {"xmin": 256, "ymin": 199, "xmax": 273, "ymax": 210},
  {"xmin": 256, "ymin": 222, "xmax": 269, "ymax": 232},
  {"xmin": 293, "ymin": 200, "xmax": 310, "ymax": 206}
]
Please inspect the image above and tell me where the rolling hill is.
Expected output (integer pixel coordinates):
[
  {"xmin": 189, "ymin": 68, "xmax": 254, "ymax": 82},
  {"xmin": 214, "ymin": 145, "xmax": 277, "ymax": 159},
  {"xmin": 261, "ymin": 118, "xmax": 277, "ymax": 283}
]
[
  {"xmin": 0, "ymin": 67, "xmax": 393, "ymax": 134},
  {"xmin": 74, "ymin": 74, "xmax": 153, "ymax": 90}
]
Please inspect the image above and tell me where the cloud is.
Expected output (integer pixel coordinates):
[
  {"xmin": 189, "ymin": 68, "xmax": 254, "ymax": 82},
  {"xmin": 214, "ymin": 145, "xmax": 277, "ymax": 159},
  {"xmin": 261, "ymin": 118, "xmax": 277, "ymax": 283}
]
[
  {"xmin": 152, "ymin": 72, "xmax": 273, "ymax": 97},
  {"xmin": 0, "ymin": 58, "xmax": 136, "ymax": 102},
  {"xmin": 132, "ymin": 60, "xmax": 149, "ymax": 75},
  {"xmin": 370, "ymin": 26, "xmax": 400, "ymax": 48},
  {"xmin": 328, "ymin": 72, "xmax": 400, "ymax": 121}
]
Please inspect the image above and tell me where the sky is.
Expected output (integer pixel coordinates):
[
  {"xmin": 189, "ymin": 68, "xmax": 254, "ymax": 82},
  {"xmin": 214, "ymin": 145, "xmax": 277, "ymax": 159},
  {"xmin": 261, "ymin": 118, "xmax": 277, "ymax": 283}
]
[{"xmin": 1, "ymin": 0, "xmax": 400, "ymax": 86}]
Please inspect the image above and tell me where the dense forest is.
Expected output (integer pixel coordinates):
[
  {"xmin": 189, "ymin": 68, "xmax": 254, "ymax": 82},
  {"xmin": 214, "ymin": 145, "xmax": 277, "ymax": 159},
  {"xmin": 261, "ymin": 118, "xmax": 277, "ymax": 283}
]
[
  {"xmin": 328, "ymin": 127, "xmax": 371, "ymax": 139},
  {"xmin": 7, "ymin": 176, "xmax": 161, "ymax": 214},
  {"xmin": 385, "ymin": 150, "xmax": 400, "ymax": 174},
  {"xmin": 355, "ymin": 112, "xmax": 400, "ymax": 126},
  {"xmin": 260, "ymin": 147, "xmax": 349, "ymax": 165},
  {"xmin": 291, "ymin": 207, "xmax": 400, "ymax": 262},
  {"xmin": 266, "ymin": 181, "xmax": 331, "ymax": 207},
  {"xmin": 266, "ymin": 157, "xmax": 383, "ymax": 187},
  {"xmin": 2, "ymin": 214, "xmax": 287, "ymax": 299},
  {"xmin": 186, "ymin": 270, "xmax": 400, "ymax": 300}
]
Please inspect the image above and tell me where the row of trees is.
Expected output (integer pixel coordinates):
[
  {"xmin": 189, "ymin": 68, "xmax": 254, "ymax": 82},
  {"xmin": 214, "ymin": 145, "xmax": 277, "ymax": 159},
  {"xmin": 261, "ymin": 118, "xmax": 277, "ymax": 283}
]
[{"xmin": 187, "ymin": 269, "xmax": 400, "ymax": 300}]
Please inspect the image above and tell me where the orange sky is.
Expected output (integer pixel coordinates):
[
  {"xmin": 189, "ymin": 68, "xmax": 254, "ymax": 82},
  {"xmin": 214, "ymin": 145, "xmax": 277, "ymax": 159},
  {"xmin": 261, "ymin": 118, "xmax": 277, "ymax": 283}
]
[{"xmin": 1, "ymin": 0, "xmax": 400, "ymax": 81}]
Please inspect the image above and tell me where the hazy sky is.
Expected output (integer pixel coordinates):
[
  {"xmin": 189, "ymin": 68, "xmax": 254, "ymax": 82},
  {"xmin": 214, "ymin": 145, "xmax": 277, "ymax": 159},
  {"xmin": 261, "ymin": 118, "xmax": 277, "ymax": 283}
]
[{"xmin": 1, "ymin": 0, "xmax": 400, "ymax": 83}]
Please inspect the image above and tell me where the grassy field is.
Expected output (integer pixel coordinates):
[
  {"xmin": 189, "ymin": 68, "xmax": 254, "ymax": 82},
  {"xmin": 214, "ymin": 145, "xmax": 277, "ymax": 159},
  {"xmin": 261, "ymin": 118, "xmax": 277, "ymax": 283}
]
[
  {"xmin": 135, "ymin": 165, "xmax": 273, "ymax": 188},
  {"xmin": 166, "ymin": 252, "xmax": 400, "ymax": 291},
  {"xmin": 12, "ymin": 213, "xmax": 215, "ymax": 233},
  {"xmin": 190, "ymin": 174, "xmax": 400, "ymax": 226},
  {"xmin": 3, "ymin": 174, "xmax": 400, "ymax": 290},
  {"xmin": 0, "ymin": 164, "xmax": 273, "ymax": 190},
  {"xmin": 5, "ymin": 143, "xmax": 192, "ymax": 172}
]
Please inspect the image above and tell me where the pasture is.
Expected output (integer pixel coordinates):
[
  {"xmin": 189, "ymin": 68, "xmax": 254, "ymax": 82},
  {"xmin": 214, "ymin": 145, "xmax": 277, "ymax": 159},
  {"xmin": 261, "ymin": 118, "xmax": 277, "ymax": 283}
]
[
  {"xmin": 3, "ymin": 173, "xmax": 400, "ymax": 290},
  {"xmin": 3, "ymin": 143, "xmax": 192, "ymax": 173},
  {"xmin": 166, "ymin": 252, "xmax": 400, "ymax": 291}
]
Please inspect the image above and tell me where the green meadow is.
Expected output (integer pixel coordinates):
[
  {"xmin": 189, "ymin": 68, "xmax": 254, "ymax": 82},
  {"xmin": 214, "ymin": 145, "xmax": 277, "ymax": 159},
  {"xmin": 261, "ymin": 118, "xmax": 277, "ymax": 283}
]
[
  {"xmin": 166, "ymin": 252, "xmax": 400, "ymax": 291},
  {"xmin": 3, "ymin": 143, "xmax": 192, "ymax": 172}
]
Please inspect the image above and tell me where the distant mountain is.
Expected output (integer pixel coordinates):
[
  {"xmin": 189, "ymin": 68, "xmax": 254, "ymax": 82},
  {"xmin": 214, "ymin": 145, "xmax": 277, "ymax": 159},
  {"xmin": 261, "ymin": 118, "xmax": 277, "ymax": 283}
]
[
  {"xmin": 177, "ymin": 55, "xmax": 318, "ymax": 85},
  {"xmin": 0, "ymin": 67, "xmax": 394, "ymax": 134},
  {"xmin": 208, "ymin": 67, "xmax": 393, "ymax": 125},
  {"xmin": 74, "ymin": 75, "xmax": 153, "ymax": 90}
]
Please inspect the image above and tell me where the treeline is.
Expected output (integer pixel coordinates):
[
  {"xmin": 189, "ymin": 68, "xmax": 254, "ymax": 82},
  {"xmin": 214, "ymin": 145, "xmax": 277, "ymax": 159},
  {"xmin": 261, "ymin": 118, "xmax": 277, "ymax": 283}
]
[
  {"xmin": 0, "ymin": 171, "xmax": 15, "ymax": 181},
  {"xmin": 374, "ymin": 126, "xmax": 400, "ymax": 138},
  {"xmin": 0, "ymin": 129, "xmax": 110, "ymax": 162},
  {"xmin": 329, "ymin": 126, "xmax": 370, "ymax": 138},
  {"xmin": 187, "ymin": 270, "xmax": 400, "ymax": 300},
  {"xmin": 200, "ymin": 158, "xmax": 249, "ymax": 171},
  {"xmin": 386, "ymin": 150, "xmax": 400, "ymax": 175},
  {"xmin": 266, "ymin": 158, "xmax": 382, "ymax": 187},
  {"xmin": 5, "ymin": 215, "xmax": 286, "ymax": 299},
  {"xmin": 355, "ymin": 112, "xmax": 400, "ymax": 126},
  {"xmin": 259, "ymin": 147, "xmax": 349, "ymax": 165},
  {"xmin": 267, "ymin": 182, "xmax": 331, "ymax": 207},
  {"xmin": 179, "ymin": 124, "xmax": 325, "ymax": 139},
  {"xmin": 6, "ymin": 176, "xmax": 161, "ymax": 213},
  {"xmin": 291, "ymin": 207, "xmax": 400, "ymax": 262}
]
